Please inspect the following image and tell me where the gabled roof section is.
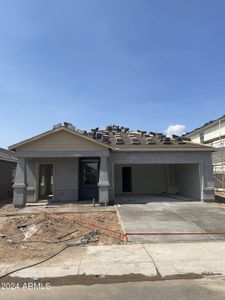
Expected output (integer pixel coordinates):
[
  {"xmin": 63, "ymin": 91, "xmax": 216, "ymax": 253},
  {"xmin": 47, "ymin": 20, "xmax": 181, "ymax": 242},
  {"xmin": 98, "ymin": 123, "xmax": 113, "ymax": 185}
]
[
  {"xmin": 186, "ymin": 114, "xmax": 225, "ymax": 136},
  {"xmin": 9, "ymin": 126, "xmax": 112, "ymax": 151},
  {"xmin": 0, "ymin": 148, "xmax": 17, "ymax": 162},
  {"xmin": 9, "ymin": 123, "xmax": 214, "ymax": 153}
]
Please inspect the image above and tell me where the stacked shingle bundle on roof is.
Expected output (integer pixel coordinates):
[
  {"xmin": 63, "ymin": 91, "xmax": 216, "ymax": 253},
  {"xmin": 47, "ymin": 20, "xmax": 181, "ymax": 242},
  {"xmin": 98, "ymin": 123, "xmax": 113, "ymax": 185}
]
[{"xmin": 83, "ymin": 125, "xmax": 209, "ymax": 150}]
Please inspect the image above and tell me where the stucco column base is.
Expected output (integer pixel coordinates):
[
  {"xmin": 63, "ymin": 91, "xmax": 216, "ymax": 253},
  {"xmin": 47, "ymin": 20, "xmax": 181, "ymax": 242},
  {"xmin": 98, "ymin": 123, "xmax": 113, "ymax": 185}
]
[
  {"xmin": 13, "ymin": 183, "xmax": 26, "ymax": 208},
  {"xmin": 202, "ymin": 187, "xmax": 215, "ymax": 202},
  {"xmin": 98, "ymin": 181, "xmax": 110, "ymax": 206}
]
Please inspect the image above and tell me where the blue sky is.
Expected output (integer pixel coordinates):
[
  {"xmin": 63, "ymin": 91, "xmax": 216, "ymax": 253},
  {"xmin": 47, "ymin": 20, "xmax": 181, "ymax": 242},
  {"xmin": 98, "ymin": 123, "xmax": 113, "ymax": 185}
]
[{"xmin": 0, "ymin": 0, "xmax": 225, "ymax": 148}]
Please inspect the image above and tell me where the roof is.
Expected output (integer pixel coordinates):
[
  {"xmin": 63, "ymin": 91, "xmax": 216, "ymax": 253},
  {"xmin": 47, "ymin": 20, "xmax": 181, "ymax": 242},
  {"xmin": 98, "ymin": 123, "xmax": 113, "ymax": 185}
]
[
  {"xmin": 9, "ymin": 126, "xmax": 113, "ymax": 151},
  {"xmin": 9, "ymin": 123, "xmax": 214, "ymax": 153},
  {"xmin": 96, "ymin": 131, "xmax": 213, "ymax": 152},
  {"xmin": 186, "ymin": 114, "xmax": 225, "ymax": 137},
  {"xmin": 0, "ymin": 148, "xmax": 17, "ymax": 163}
]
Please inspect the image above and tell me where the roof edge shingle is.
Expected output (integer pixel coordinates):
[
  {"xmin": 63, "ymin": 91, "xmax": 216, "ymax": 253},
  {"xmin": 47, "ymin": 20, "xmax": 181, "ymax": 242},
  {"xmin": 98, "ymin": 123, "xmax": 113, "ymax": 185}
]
[{"xmin": 0, "ymin": 148, "xmax": 17, "ymax": 162}]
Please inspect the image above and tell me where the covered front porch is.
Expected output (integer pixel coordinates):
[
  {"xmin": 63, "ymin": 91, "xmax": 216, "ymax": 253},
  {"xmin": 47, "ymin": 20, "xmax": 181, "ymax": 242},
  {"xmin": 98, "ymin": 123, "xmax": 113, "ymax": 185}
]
[{"xmin": 13, "ymin": 153, "xmax": 110, "ymax": 207}]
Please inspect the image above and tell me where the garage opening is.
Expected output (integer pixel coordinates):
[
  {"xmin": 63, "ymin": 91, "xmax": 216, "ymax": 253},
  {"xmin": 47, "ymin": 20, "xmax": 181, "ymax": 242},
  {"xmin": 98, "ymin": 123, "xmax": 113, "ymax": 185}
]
[{"xmin": 114, "ymin": 164, "xmax": 201, "ymax": 202}]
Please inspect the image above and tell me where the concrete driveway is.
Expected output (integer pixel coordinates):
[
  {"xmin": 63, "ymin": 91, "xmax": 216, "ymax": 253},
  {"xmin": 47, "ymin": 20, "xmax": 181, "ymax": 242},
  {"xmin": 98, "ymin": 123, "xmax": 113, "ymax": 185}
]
[{"xmin": 117, "ymin": 202, "xmax": 225, "ymax": 243}]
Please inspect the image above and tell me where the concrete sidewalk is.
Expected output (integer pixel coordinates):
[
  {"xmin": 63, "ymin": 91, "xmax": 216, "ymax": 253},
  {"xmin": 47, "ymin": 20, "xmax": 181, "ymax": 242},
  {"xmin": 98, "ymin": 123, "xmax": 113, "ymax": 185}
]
[{"xmin": 1, "ymin": 242, "xmax": 225, "ymax": 280}]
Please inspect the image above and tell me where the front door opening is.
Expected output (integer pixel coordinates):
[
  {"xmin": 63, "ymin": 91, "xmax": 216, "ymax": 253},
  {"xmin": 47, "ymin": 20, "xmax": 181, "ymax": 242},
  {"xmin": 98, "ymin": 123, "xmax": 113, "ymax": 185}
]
[
  {"xmin": 79, "ymin": 158, "xmax": 99, "ymax": 200},
  {"xmin": 122, "ymin": 167, "xmax": 132, "ymax": 192},
  {"xmin": 38, "ymin": 164, "xmax": 54, "ymax": 200}
]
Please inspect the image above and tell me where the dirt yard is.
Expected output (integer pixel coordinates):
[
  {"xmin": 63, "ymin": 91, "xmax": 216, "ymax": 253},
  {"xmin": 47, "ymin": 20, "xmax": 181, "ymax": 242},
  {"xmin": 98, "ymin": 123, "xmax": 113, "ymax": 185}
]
[
  {"xmin": 215, "ymin": 191, "xmax": 225, "ymax": 203},
  {"xmin": 0, "ymin": 212, "xmax": 124, "ymax": 263},
  {"xmin": 0, "ymin": 199, "xmax": 17, "ymax": 212}
]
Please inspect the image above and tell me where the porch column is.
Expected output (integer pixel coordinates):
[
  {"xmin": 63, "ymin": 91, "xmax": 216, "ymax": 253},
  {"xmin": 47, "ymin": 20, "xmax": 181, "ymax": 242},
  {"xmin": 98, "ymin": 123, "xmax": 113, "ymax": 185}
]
[
  {"xmin": 13, "ymin": 158, "xmax": 26, "ymax": 208},
  {"xmin": 202, "ymin": 161, "xmax": 215, "ymax": 202},
  {"xmin": 98, "ymin": 156, "xmax": 110, "ymax": 205}
]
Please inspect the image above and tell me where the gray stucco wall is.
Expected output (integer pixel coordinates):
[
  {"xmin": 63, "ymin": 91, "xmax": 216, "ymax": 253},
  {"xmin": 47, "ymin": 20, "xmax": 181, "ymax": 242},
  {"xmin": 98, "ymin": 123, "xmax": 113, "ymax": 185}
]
[
  {"xmin": 175, "ymin": 164, "xmax": 201, "ymax": 199},
  {"xmin": 54, "ymin": 158, "xmax": 79, "ymax": 201},
  {"xmin": 25, "ymin": 158, "xmax": 79, "ymax": 202},
  {"xmin": 0, "ymin": 160, "xmax": 16, "ymax": 200}
]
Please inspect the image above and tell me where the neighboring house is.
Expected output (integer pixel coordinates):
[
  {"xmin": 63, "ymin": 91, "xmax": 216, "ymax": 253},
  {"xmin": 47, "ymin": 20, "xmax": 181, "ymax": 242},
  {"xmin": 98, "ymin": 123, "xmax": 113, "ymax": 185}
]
[
  {"xmin": 0, "ymin": 148, "xmax": 17, "ymax": 200},
  {"xmin": 186, "ymin": 115, "xmax": 225, "ymax": 191},
  {"xmin": 9, "ymin": 123, "xmax": 214, "ymax": 208}
]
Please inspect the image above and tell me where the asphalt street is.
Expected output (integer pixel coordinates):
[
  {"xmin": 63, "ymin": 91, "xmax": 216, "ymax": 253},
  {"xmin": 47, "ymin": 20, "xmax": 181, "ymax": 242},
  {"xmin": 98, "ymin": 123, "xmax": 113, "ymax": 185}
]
[{"xmin": 1, "ymin": 278, "xmax": 225, "ymax": 300}]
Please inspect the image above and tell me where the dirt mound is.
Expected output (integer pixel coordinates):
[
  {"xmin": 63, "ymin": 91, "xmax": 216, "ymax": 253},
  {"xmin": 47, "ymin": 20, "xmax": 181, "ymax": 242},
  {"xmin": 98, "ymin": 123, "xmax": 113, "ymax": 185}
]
[{"xmin": 0, "ymin": 212, "xmax": 124, "ymax": 263}]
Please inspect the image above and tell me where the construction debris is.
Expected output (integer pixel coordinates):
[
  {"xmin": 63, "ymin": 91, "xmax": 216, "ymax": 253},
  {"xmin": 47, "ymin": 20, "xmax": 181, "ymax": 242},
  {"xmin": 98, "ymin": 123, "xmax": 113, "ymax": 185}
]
[
  {"xmin": 20, "ymin": 224, "xmax": 38, "ymax": 240},
  {"xmin": 0, "ymin": 212, "xmax": 124, "ymax": 263}
]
